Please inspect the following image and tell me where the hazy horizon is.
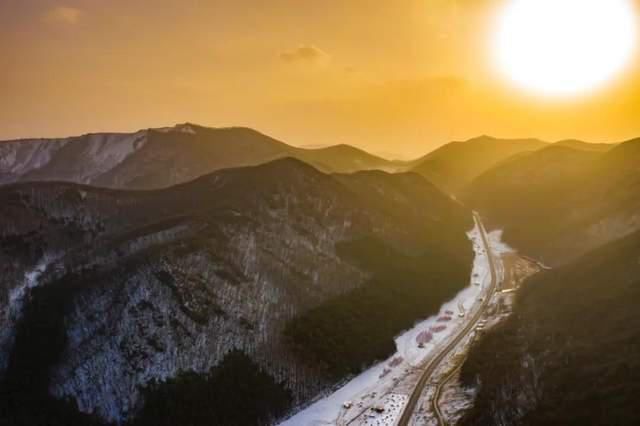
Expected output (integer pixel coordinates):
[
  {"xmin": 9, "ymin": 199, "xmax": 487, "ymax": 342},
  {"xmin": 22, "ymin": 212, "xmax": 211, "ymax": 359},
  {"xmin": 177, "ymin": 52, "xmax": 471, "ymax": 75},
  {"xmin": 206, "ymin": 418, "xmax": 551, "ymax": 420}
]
[
  {"xmin": 0, "ymin": 121, "xmax": 628, "ymax": 162},
  {"xmin": 3, "ymin": 0, "xmax": 640, "ymax": 157}
]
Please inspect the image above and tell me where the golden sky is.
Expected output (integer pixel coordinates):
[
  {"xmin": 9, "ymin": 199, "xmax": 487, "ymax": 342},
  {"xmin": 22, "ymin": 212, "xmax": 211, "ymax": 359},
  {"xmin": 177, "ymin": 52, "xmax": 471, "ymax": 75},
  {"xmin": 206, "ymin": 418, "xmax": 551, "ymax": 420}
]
[{"xmin": 2, "ymin": 0, "xmax": 640, "ymax": 157}]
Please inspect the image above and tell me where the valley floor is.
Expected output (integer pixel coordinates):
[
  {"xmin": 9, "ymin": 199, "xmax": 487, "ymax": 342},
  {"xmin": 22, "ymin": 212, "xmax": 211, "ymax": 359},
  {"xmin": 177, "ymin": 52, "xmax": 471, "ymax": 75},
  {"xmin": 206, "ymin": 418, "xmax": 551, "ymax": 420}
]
[
  {"xmin": 280, "ymin": 221, "xmax": 522, "ymax": 426},
  {"xmin": 413, "ymin": 247, "xmax": 540, "ymax": 426}
]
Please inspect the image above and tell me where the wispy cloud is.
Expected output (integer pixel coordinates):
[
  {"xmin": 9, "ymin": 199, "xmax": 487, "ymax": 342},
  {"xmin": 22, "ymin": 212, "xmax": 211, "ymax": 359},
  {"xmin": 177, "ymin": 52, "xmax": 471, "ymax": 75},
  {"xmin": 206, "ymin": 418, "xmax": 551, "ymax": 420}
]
[
  {"xmin": 44, "ymin": 6, "xmax": 82, "ymax": 25},
  {"xmin": 280, "ymin": 45, "xmax": 330, "ymax": 65}
]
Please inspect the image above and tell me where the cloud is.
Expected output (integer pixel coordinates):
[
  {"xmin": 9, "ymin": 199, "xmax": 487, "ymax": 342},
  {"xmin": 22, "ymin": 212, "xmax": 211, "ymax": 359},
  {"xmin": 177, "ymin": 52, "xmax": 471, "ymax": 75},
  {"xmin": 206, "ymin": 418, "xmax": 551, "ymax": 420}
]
[
  {"xmin": 45, "ymin": 6, "xmax": 82, "ymax": 25},
  {"xmin": 280, "ymin": 45, "xmax": 330, "ymax": 64}
]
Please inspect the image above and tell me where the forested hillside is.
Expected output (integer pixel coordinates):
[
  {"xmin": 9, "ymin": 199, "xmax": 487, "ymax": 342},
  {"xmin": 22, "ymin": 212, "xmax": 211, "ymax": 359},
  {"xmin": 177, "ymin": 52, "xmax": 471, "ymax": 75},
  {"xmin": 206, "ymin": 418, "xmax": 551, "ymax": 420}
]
[
  {"xmin": 461, "ymin": 230, "xmax": 640, "ymax": 425},
  {"xmin": 465, "ymin": 138, "xmax": 640, "ymax": 265},
  {"xmin": 0, "ymin": 159, "xmax": 472, "ymax": 426}
]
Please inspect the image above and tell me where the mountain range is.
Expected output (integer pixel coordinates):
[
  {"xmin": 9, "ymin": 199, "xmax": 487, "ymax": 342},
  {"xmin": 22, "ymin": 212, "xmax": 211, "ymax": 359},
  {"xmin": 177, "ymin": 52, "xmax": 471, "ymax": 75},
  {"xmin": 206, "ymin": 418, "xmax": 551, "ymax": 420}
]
[
  {"xmin": 0, "ymin": 157, "xmax": 472, "ymax": 425},
  {"xmin": 1, "ymin": 123, "xmax": 637, "ymax": 426},
  {"xmin": 465, "ymin": 138, "xmax": 639, "ymax": 264},
  {"xmin": 1, "ymin": 124, "xmax": 563, "ymax": 196},
  {"xmin": 409, "ymin": 136, "xmax": 549, "ymax": 195},
  {"xmin": 0, "ymin": 124, "xmax": 397, "ymax": 190},
  {"xmin": 457, "ymin": 138, "xmax": 640, "ymax": 425}
]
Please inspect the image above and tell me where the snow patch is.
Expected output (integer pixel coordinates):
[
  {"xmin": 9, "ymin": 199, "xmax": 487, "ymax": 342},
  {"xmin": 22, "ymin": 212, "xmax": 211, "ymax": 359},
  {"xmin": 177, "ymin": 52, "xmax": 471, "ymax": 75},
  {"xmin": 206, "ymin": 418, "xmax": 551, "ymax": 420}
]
[
  {"xmin": 0, "ymin": 131, "xmax": 147, "ymax": 185},
  {"xmin": 157, "ymin": 124, "xmax": 197, "ymax": 134},
  {"xmin": 362, "ymin": 394, "xmax": 407, "ymax": 426},
  {"xmin": 0, "ymin": 256, "xmax": 54, "ymax": 374},
  {"xmin": 0, "ymin": 139, "xmax": 68, "ymax": 176},
  {"xmin": 73, "ymin": 132, "xmax": 147, "ymax": 183}
]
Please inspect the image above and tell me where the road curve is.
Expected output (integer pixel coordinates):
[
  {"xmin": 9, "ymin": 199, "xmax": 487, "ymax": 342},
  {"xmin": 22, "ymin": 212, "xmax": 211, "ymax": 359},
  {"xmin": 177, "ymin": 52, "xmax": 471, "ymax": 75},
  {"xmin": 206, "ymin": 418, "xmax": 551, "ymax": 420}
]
[
  {"xmin": 396, "ymin": 213, "xmax": 499, "ymax": 426},
  {"xmin": 432, "ymin": 355, "xmax": 466, "ymax": 425}
]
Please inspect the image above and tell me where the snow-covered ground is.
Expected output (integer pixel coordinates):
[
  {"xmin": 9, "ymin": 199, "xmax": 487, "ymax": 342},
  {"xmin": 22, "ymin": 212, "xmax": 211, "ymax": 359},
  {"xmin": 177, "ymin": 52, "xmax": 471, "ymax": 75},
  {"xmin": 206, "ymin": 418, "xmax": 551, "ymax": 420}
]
[
  {"xmin": 0, "ymin": 132, "xmax": 147, "ymax": 185},
  {"xmin": 411, "ymin": 228, "xmax": 519, "ymax": 426},
  {"xmin": 280, "ymin": 218, "xmax": 511, "ymax": 426},
  {"xmin": 1, "ymin": 256, "xmax": 54, "ymax": 374},
  {"xmin": 361, "ymin": 394, "xmax": 408, "ymax": 426},
  {"xmin": 8, "ymin": 257, "xmax": 52, "ymax": 310}
]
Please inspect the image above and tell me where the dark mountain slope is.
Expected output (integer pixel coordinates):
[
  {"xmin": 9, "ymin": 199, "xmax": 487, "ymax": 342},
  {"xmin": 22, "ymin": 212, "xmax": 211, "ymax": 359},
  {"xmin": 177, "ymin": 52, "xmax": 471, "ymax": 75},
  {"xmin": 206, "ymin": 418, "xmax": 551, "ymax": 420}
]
[
  {"xmin": 334, "ymin": 170, "xmax": 467, "ymax": 256},
  {"xmin": 465, "ymin": 139, "xmax": 640, "ymax": 265},
  {"xmin": 286, "ymin": 171, "xmax": 473, "ymax": 378},
  {"xmin": 0, "ymin": 158, "xmax": 473, "ymax": 425},
  {"xmin": 92, "ymin": 126, "xmax": 291, "ymax": 189},
  {"xmin": 461, "ymin": 230, "xmax": 640, "ymax": 426},
  {"xmin": 410, "ymin": 136, "xmax": 548, "ymax": 195},
  {"xmin": 0, "ymin": 124, "xmax": 399, "ymax": 190}
]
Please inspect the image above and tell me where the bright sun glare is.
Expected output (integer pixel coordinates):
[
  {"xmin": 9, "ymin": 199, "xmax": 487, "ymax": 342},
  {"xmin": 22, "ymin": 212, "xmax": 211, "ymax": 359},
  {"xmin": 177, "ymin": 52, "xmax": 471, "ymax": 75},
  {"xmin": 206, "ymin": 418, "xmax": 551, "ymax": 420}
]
[{"xmin": 494, "ymin": 0, "xmax": 637, "ymax": 97}]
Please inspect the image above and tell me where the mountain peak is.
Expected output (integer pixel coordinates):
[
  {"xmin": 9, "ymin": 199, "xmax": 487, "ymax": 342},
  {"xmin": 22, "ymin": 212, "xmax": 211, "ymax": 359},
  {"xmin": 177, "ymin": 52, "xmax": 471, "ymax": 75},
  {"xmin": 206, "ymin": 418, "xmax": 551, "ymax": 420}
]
[
  {"xmin": 154, "ymin": 123, "xmax": 199, "ymax": 134},
  {"xmin": 465, "ymin": 135, "xmax": 547, "ymax": 145},
  {"xmin": 468, "ymin": 135, "xmax": 497, "ymax": 142}
]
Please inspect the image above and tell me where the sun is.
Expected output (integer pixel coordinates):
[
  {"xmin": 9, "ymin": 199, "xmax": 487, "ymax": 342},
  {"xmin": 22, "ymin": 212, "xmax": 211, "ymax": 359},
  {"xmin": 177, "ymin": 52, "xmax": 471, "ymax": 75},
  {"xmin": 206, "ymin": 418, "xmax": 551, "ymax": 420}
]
[{"xmin": 494, "ymin": 0, "xmax": 637, "ymax": 97}]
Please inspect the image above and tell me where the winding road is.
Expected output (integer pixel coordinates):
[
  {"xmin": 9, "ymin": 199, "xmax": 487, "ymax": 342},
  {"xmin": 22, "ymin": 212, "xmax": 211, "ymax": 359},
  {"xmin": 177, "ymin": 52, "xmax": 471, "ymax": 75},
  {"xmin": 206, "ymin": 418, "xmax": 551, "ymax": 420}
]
[{"xmin": 396, "ymin": 212, "xmax": 499, "ymax": 426}]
